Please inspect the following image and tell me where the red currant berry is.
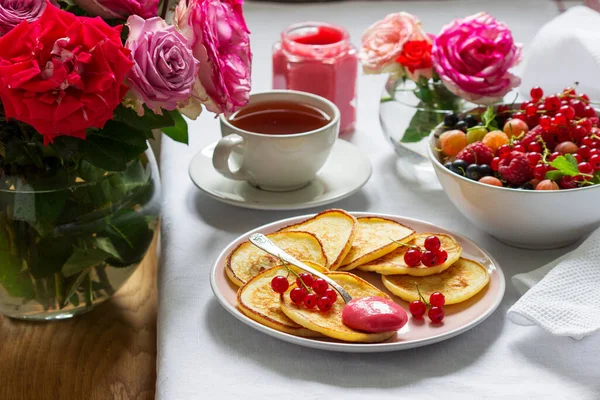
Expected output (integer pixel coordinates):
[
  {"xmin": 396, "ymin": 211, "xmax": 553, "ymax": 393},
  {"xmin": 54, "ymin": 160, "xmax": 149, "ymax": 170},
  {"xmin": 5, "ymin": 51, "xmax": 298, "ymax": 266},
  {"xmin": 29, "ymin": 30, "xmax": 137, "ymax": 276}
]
[
  {"xmin": 271, "ymin": 276, "xmax": 290, "ymax": 294},
  {"xmin": 525, "ymin": 104, "xmax": 537, "ymax": 116},
  {"xmin": 574, "ymin": 125, "xmax": 588, "ymax": 141},
  {"xmin": 592, "ymin": 140, "xmax": 600, "ymax": 149},
  {"xmin": 563, "ymin": 86, "xmax": 576, "ymax": 96},
  {"xmin": 404, "ymin": 248, "xmax": 422, "ymax": 267},
  {"xmin": 421, "ymin": 250, "xmax": 437, "ymax": 267},
  {"xmin": 554, "ymin": 113, "xmax": 567, "ymax": 126},
  {"xmin": 560, "ymin": 106, "xmax": 576, "ymax": 120},
  {"xmin": 317, "ymin": 296, "xmax": 333, "ymax": 312},
  {"xmin": 296, "ymin": 273, "xmax": 314, "ymax": 289},
  {"xmin": 579, "ymin": 162, "xmax": 593, "ymax": 175},
  {"xmin": 527, "ymin": 152, "xmax": 542, "ymax": 167},
  {"xmin": 424, "ymin": 235, "xmax": 441, "ymax": 252},
  {"xmin": 572, "ymin": 100, "xmax": 586, "ymax": 117},
  {"xmin": 429, "ymin": 292, "xmax": 446, "ymax": 307},
  {"xmin": 578, "ymin": 145, "xmax": 591, "ymax": 159},
  {"xmin": 428, "ymin": 306, "xmax": 445, "ymax": 323},
  {"xmin": 549, "ymin": 152, "xmax": 561, "ymax": 161},
  {"xmin": 324, "ymin": 288, "xmax": 337, "ymax": 303},
  {"xmin": 513, "ymin": 144, "xmax": 526, "ymax": 153},
  {"xmin": 588, "ymin": 148, "xmax": 600, "ymax": 159},
  {"xmin": 533, "ymin": 164, "xmax": 549, "ymax": 180},
  {"xmin": 526, "ymin": 142, "xmax": 543, "ymax": 153},
  {"xmin": 512, "ymin": 112, "xmax": 526, "ymax": 121},
  {"xmin": 526, "ymin": 115, "xmax": 540, "ymax": 129},
  {"xmin": 497, "ymin": 105, "xmax": 510, "ymax": 115},
  {"xmin": 539, "ymin": 115, "xmax": 551, "ymax": 129},
  {"xmin": 530, "ymin": 87, "xmax": 543, "ymax": 100},
  {"xmin": 498, "ymin": 145, "xmax": 512, "ymax": 159},
  {"xmin": 304, "ymin": 293, "xmax": 317, "ymax": 308},
  {"xmin": 588, "ymin": 154, "xmax": 600, "ymax": 171},
  {"xmin": 311, "ymin": 278, "xmax": 328, "ymax": 296},
  {"xmin": 579, "ymin": 118, "xmax": 593, "ymax": 132},
  {"xmin": 434, "ymin": 250, "xmax": 448, "ymax": 265},
  {"xmin": 581, "ymin": 94, "xmax": 590, "ymax": 103},
  {"xmin": 585, "ymin": 106, "xmax": 597, "ymax": 118},
  {"xmin": 491, "ymin": 157, "xmax": 501, "ymax": 171},
  {"xmin": 572, "ymin": 153, "xmax": 583, "ymax": 163},
  {"xmin": 290, "ymin": 287, "xmax": 308, "ymax": 305},
  {"xmin": 520, "ymin": 101, "xmax": 531, "ymax": 111},
  {"xmin": 582, "ymin": 136, "xmax": 593, "ymax": 147},
  {"xmin": 545, "ymin": 95, "xmax": 561, "ymax": 111},
  {"xmin": 561, "ymin": 100, "xmax": 569, "ymax": 107},
  {"xmin": 559, "ymin": 175, "xmax": 578, "ymax": 189},
  {"xmin": 409, "ymin": 300, "xmax": 427, "ymax": 319}
]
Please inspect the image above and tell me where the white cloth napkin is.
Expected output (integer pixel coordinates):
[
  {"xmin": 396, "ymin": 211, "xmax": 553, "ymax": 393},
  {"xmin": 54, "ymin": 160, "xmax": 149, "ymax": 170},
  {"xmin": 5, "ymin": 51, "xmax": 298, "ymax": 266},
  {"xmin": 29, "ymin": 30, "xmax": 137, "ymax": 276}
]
[
  {"xmin": 520, "ymin": 6, "xmax": 600, "ymax": 100},
  {"xmin": 508, "ymin": 228, "xmax": 600, "ymax": 339}
]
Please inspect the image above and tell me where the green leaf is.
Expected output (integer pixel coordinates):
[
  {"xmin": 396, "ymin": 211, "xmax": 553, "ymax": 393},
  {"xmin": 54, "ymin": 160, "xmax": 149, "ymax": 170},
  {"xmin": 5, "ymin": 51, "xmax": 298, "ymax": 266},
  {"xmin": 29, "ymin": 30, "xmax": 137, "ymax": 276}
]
[
  {"xmin": 93, "ymin": 120, "xmax": 149, "ymax": 161},
  {"xmin": 549, "ymin": 155, "xmax": 580, "ymax": 177},
  {"xmin": 0, "ymin": 223, "xmax": 35, "ymax": 299},
  {"xmin": 545, "ymin": 170, "xmax": 564, "ymax": 180},
  {"xmin": 28, "ymin": 237, "xmax": 73, "ymax": 278},
  {"xmin": 162, "ymin": 110, "xmax": 189, "ymax": 144},
  {"xmin": 97, "ymin": 209, "xmax": 153, "ymax": 266},
  {"xmin": 80, "ymin": 135, "xmax": 127, "ymax": 172},
  {"xmin": 61, "ymin": 247, "xmax": 111, "ymax": 277},
  {"xmin": 400, "ymin": 109, "xmax": 443, "ymax": 143},
  {"xmin": 92, "ymin": 237, "xmax": 121, "ymax": 259},
  {"xmin": 482, "ymin": 106, "xmax": 495, "ymax": 126},
  {"xmin": 114, "ymin": 105, "xmax": 175, "ymax": 131},
  {"xmin": 63, "ymin": 268, "xmax": 90, "ymax": 307}
]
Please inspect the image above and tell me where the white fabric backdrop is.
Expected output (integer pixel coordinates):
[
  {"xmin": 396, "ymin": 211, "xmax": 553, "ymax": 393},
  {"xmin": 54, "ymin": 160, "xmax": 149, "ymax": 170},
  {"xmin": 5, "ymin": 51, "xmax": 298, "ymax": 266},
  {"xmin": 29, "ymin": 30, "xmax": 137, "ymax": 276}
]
[{"xmin": 157, "ymin": 1, "xmax": 600, "ymax": 399}]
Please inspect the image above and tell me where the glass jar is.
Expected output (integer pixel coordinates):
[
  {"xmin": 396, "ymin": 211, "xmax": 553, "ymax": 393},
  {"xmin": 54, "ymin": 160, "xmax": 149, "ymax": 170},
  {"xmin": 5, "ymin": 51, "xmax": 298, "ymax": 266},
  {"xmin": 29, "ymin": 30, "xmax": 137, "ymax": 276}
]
[
  {"xmin": 0, "ymin": 150, "xmax": 160, "ymax": 320},
  {"xmin": 273, "ymin": 22, "xmax": 358, "ymax": 135}
]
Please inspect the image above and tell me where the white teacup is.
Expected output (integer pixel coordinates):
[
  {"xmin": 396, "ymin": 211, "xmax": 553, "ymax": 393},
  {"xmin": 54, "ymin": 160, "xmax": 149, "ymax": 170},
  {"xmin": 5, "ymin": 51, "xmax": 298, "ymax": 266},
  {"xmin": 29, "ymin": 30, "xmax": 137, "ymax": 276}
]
[{"xmin": 212, "ymin": 90, "xmax": 340, "ymax": 191}]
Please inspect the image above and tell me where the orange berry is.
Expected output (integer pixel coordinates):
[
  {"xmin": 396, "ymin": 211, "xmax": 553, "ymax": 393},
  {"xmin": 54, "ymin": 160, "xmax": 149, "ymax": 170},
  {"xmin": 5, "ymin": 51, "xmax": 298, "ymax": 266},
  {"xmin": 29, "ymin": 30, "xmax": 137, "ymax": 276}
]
[
  {"xmin": 478, "ymin": 176, "xmax": 503, "ymax": 187},
  {"xmin": 439, "ymin": 130, "xmax": 467, "ymax": 157},
  {"xmin": 535, "ymin": 179, "xmax": 560, "ymax": 190},
  {"xmin": 482, "ymin": 130, "xmax": 509, "ymax": 153},
  {"xmin": 503, "ymin": 119, "xmax": 529, "ymax": 138}
]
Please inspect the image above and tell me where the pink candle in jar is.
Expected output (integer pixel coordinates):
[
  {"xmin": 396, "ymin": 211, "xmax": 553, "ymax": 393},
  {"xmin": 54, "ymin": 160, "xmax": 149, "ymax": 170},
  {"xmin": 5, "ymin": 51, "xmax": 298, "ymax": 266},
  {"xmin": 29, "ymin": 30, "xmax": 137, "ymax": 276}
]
[{"xmin": 273, "ymin": 22, "xmax": 358, "ymax": 135}]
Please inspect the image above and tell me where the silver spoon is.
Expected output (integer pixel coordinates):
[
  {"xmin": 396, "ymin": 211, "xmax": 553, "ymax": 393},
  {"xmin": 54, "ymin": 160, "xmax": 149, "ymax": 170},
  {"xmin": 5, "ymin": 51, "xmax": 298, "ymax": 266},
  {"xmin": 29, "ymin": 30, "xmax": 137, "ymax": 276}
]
[{"xmin": 249, "ymin": 233, "xmax": 353, "ymax": 304}]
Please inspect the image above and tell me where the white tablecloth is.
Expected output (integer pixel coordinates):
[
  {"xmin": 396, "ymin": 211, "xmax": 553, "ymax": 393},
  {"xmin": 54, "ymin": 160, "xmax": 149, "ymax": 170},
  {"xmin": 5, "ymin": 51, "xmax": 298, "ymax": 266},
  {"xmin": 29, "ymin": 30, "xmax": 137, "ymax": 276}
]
[{"xmin": 157, "ymin": 2, "xmax": 600, "ymax": 399}]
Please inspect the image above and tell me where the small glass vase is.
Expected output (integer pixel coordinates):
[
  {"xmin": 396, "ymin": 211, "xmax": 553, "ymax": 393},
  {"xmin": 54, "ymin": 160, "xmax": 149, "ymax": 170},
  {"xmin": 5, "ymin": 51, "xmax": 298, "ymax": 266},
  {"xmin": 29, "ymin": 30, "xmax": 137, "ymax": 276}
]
[
  {"xmin": 379, "ymin": 76, "xmax": 472, "ymax": 167},
  {"xmin": 0, "ymin": 149, "xmax": 160, "ymax": 320}
]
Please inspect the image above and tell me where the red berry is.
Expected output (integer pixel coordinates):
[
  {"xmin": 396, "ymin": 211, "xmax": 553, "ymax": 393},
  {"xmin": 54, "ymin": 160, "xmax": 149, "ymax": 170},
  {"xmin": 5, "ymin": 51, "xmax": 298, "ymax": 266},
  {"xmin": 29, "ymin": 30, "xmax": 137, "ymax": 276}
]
[
  {"xmin": 311, "ymin": 278, "xmax": 328, "ymax": 295},
  {"xmin": 592, "ymin": 140, "xmax": 600, "ymax": 149},
  {"xmin": 530, "ymin": 86, "xmax": 543, "ymax": 100},
  {"xmin": 404, "ymin": 248, "xmax": 422, "ymax": 267},
  {"xmin": 578, "ymin": 145, "xmax": 591, "ymax": 159},
  {"xmin": 525, "ymin": 104, "xmax": 537, "ymax": 116},
  {"xmin": 588, "ymin": 148, "xmax": 600, "ymax": 159},
  {"xmin": 424, "ymin": 236, "xmax": 441, "ymax": 252},
  {"xmin": 572, "ymin": 100, "xmax": 586, "ymax": 117},
  {"xmin": 545, "ymin": 95, "xmax": 561, "ymax": 111},
  {"xmin": 498, "ymin": 144, "xmax": 512, "ymax": 159},
  {"xmin": 579, "ymin": 162, "xmax": 593, "ymax": 175},
  {"xmin": 409, "ymin": 300, "xmax": 427, "ymax": 318},
  {"xmin": 513, "ymin": 112, "xmax": 526, "ymax": 121},
  {"xmin": 563, "ymin": 86, "xmax": 576, "ymax": 96},
  {"xmin": 539, "ymin": 115, "xmax": 551, "ymax": 129},
  {"xmin": 421, "ymin": 250, "xmax": 437, "ymax": 267},
  {"xmin": 573, "ymin": 153, "xmax": 583, "ymax": 163},
  {"xmin": 428, "ymin": 306, "xmax": 445, "ymax": 323},
  {"xmin": 585, "ymin": 106, "xmax": 596, "ymax": 118},
  {"xmin": 579, "ymin": 118, "xmax": 593, "ymax": 132},
  {"xmin": 527, "ymin": 152, "xmax": 542, "ymax": 167},
  {"xmin": 581, "ymin": 94, "xmax": 590, "ymax": 103},
  {"xmin": 527, "ymin": 142, "xmax": 542, "ymax": 153},
  {"xmin": 549, "ymin": 152, "xmax": 561, "ymax": 161},
  {"xmin": 434, "ymin": 250, "xmax": 448, "ymax": 265},
  {"xmin": 455, "ymin": 142, "xmax": 494, "ymax": 166},
  {"xmin": 491, "ymin": 157, "xmax": 500, "ymax": 171},
  {"xmin": 554, "ymin": 113, "xmax": 567, "ymax": 126},
  {"xmin": 271, "ymin": 276, "xmax": 290, "ymax": 294},
  {"xmin": 526, "ymin": 114, "xmax": 540, "ymax": 129},
  {"xmin": 574, "ymin": 125, "xmax": 588, "ymax": 141},
  {"xmin": 317, "ymin": 296, "xmax": 333, "ymax": 312},
  {"xmin": 513, "ymin": 144, "xmax": 526, "ymax": 153},
  {"xmin": 533, "ymin": 163, "xmax": 549, "ymax": 180},
  {"xmin": 498, "ymin": 151, "xmax": 533, "ymax": 185},
  {"xmin": 324, "ymin": 288, "xmax": 337, "ymax": 303},
  {"xmin": 304, "ymin": 293, "xmax": 317, "ymax": 308},
  {"xmin": 520, "ymin": 101, "xmax": 530, "ymax": 111},
  {"xmin": 296, "ymin": 273, "xmax": 314, "ymax": 289},
  {"xmin": 559, "ymin": 105, "xmax": 576, "ymax": 120},
  {"xmin": 290, "ymin": 287, "xmax": 308, "ymax": 305},
  {"xmin": 559, "ymin": 175, "xmax": 578, "ymax": 189},
  {"xmin": 429, "ymin": 292, "xmax": 446, "ymax": 308},
  {"xmin": 589, "ymin": 154, "xmax": 600, "ymax": 171},
  {"xmin": 582, "ymin": 136, "xmax": 593, "ymax": 147}
]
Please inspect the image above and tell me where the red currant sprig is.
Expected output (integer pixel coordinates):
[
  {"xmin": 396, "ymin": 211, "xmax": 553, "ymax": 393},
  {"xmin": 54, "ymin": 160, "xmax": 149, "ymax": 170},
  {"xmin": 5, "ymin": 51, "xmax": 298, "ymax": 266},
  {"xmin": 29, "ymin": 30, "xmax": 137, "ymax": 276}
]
[
  {"xmin": 408, "ymin": 284, "xmax": 446, "ymax": 324},
  {"xmin": 393, "ymin": 235, "xmax": 448, "ymax": 268}
]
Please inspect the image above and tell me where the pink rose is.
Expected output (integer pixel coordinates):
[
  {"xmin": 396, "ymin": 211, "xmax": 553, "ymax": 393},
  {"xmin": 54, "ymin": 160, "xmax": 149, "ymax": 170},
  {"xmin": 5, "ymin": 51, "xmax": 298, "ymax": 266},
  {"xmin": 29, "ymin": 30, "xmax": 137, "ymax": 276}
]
[
  {"xmin": 174, "ymin": 0, "xmax": 252, "ymax": 117},
  {"xmin": 74, "ymin": 0, "xmax": 159, "ymax": 19},
  {"xmin": 125, "ymin": 16, "xmax": 199, "ymax": 114},
  {"xmin": 0, "ymin": 0, "xmax": 56, "ymax": 37},
  {"xmin": 432, "ymin": 12, "xmax": 522, "ymax": 104},
  {"xmin": 359, "ymin": 12, "xmax": 429, "ymax": 75}
]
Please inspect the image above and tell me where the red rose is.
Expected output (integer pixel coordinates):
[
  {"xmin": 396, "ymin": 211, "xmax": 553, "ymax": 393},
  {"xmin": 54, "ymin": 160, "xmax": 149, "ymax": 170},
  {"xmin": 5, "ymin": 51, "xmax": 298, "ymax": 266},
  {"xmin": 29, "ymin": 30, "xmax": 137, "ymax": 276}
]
[
  {"xmin": 0, "ymin": 1, "xmax": 133, "ymax": 144},
  {"xmin": 396, "ymin": 40, "xmax": 433, "ymax": 73}
]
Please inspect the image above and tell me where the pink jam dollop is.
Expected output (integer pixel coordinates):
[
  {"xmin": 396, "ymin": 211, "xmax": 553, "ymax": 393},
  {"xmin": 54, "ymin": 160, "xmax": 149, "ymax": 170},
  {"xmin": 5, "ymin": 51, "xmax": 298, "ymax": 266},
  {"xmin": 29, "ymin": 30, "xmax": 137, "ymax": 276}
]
[{"xmin": 341, "ymin": 296, "xmax": 408, "ymax": 333}]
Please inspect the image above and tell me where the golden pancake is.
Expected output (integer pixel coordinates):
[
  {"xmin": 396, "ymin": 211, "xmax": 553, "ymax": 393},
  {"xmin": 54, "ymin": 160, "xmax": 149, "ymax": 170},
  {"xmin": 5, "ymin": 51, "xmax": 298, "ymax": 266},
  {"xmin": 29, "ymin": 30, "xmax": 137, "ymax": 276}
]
[
  {"xmin": 280, "ymin": 209, "xmax": 357, "ymax": 270},
  {"xmin": 358, "ymin": 233, "xmax": 462, "ymax": 276},
  {"xmin": 226, "ymin": 231, "xmax": 327, "ymax": 286},
  {"xmin": 280, "ymin": 272, "xmax": 397, "ymax": 343},
  {"xmin": 338, "ymin": 217, "xmax": 415, "ymax": 271},
  {"xmin": 237, "ymin": 262, "xmax": 326, "ymax": 337},
  {"xmin": 381, "ymin": 258, "xmax": 490, "ymax": 305}
]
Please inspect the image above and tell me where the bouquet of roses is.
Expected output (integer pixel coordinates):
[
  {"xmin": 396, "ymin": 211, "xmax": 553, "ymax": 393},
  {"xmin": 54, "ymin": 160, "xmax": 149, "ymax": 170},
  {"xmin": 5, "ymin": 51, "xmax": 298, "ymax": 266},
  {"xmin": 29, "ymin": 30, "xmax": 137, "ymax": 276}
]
[{"xmin": 0, "ymin": 0, "xmax": 252, "ymax": 316}]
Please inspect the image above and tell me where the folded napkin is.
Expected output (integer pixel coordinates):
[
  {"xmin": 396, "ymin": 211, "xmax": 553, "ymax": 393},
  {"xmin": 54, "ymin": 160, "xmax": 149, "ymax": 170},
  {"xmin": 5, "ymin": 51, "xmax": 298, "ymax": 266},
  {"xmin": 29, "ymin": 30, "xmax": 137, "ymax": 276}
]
[
  {"xmin": 520, "ymin": 5, "xmax": 600, "ymax": 100},
  {"xmin": 507, "ymin": 228, "xmax": 600, "ymax": 340}
]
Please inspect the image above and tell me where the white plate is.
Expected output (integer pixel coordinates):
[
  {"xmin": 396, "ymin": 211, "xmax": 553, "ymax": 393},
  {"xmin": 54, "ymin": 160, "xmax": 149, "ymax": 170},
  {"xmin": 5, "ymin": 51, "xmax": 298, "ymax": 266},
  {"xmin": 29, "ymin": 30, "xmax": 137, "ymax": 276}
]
[
  {"xmin": 189, "ymin": 139, "xmax": 372, "ymax": 210},
  {"xmin": 210, "ymin": 212, "xmax": 506, "ymax": 353}
]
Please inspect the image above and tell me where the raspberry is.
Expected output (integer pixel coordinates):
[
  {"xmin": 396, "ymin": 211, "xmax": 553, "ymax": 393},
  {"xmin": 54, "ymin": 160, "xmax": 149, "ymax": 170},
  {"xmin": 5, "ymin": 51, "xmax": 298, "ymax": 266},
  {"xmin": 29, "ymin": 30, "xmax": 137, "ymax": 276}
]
[
  {"xmin": 455, "ymin": 142, "xmax": 494, "ymax": 165},
  {"xmin": 498, "ymin": 151, "xmax": 533, "ymax": 185},
  {"xmin": 522, "ymin": 125, "xmax": 544, "ymax": 146}
]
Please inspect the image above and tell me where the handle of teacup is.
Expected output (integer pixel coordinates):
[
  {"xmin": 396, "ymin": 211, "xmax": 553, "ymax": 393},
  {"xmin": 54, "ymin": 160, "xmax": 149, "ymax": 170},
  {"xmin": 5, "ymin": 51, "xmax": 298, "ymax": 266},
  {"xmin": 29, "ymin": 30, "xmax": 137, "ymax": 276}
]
[{"xmin": 212, "ymin": 134, "xmax": 251, "ymax": 181}]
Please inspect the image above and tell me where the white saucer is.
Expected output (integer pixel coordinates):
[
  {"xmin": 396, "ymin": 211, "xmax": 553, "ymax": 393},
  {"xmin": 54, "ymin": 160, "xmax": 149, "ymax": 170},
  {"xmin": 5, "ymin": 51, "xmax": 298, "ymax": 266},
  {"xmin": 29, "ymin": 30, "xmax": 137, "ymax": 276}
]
[{"xmin": 188, "ymin": 139, "xmax": 372, "ymax": 210}]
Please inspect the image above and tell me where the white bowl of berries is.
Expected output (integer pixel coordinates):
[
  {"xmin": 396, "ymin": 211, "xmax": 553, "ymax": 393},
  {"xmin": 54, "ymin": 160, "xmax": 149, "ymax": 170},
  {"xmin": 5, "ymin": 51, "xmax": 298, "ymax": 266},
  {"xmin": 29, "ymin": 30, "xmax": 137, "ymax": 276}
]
[{"xmin": 428, "ymin": 86, "xmax": 600, "ymax": 249}]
